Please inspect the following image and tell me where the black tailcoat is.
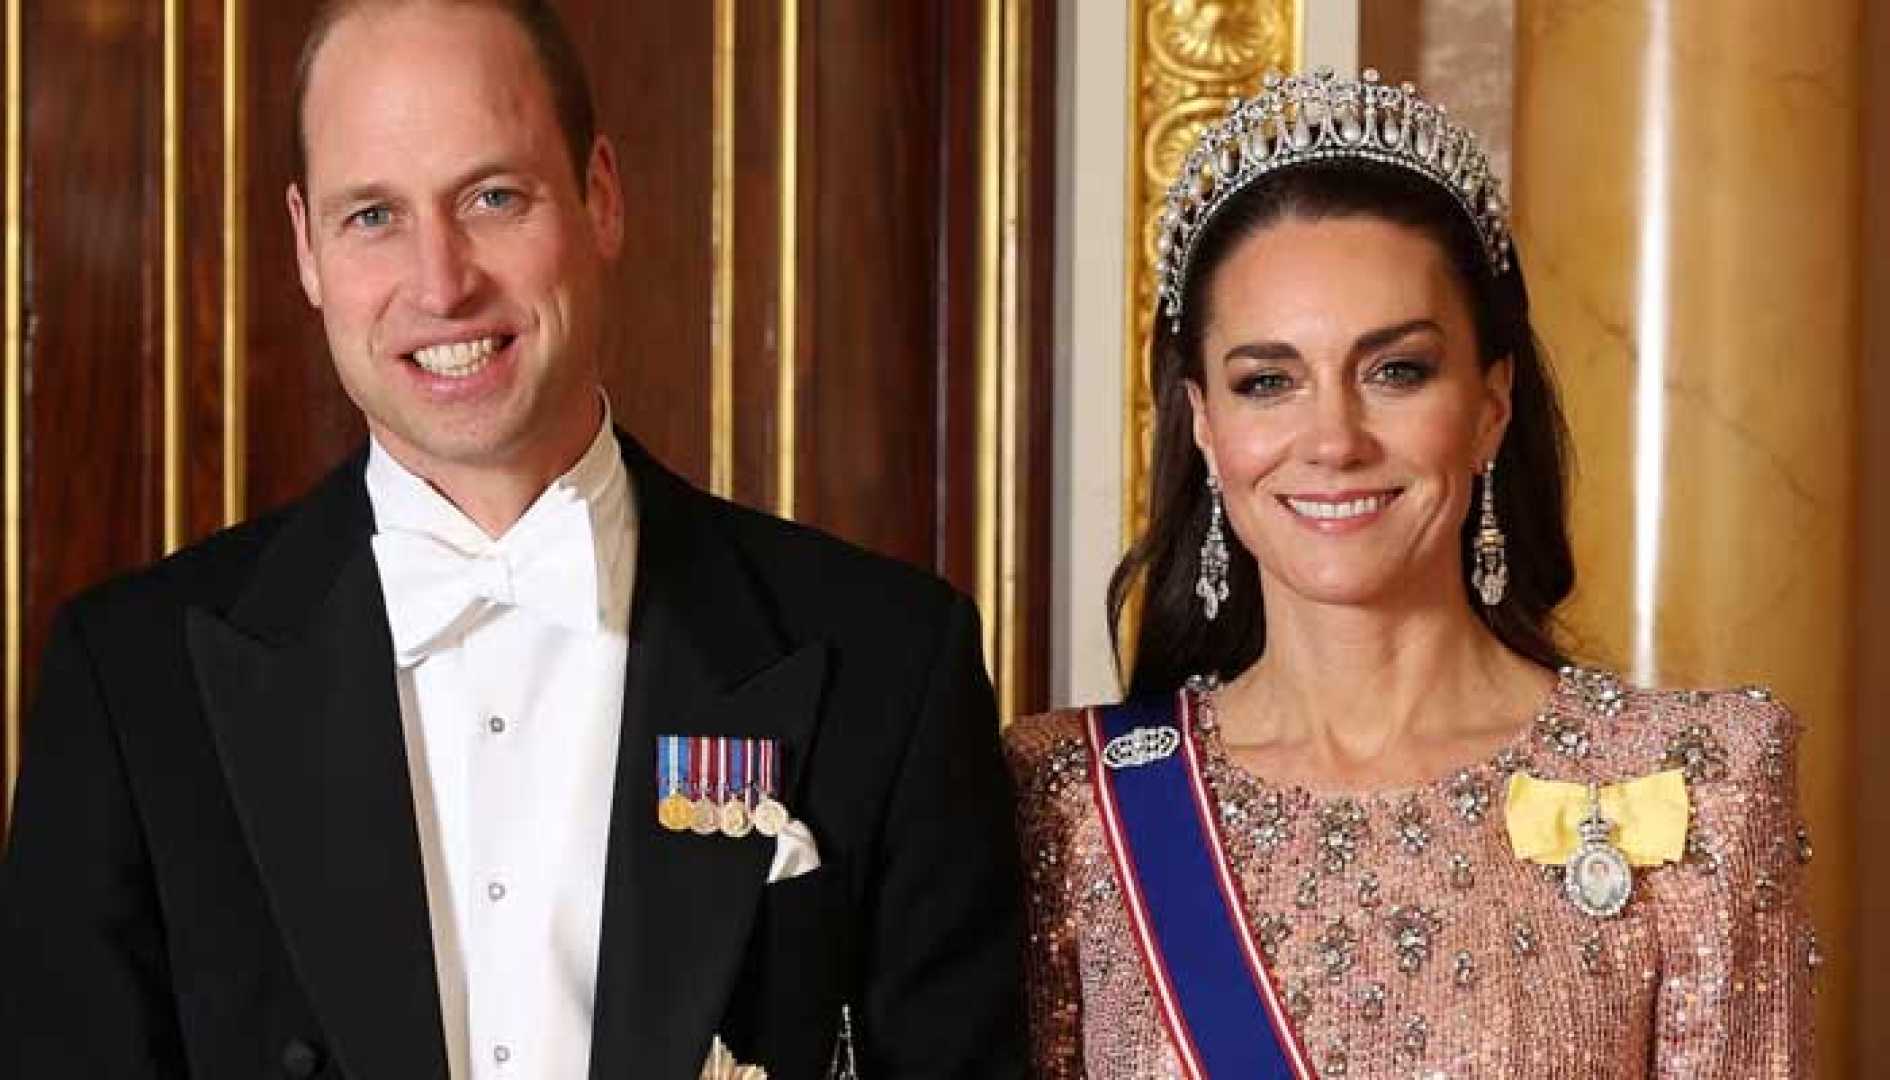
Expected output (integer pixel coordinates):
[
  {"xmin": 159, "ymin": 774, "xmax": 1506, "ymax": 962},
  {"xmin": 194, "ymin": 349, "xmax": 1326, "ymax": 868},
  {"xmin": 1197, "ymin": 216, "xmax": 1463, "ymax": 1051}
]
[{"xmin": 0, "ymin": 434, "xmax": 1026, "ymax": 1079}]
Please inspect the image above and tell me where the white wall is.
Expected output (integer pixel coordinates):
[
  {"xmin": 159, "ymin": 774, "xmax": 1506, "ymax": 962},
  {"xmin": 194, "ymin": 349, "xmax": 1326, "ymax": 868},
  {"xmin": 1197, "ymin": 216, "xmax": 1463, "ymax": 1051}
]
[
  {"xmin": 1051, "ymin": 0, "xmax": 1129, "ymax": 708},
  {"xmin": 1303, "ymin": 1, "xmax": 1361, "ymax": 74}
]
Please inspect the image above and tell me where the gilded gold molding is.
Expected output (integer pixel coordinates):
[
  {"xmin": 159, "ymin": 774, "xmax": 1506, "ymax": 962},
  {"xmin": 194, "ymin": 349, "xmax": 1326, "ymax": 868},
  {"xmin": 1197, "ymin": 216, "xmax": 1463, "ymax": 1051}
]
[
  {"xmin": 776, "ymin": 0, "xmax": 799, "ymax": 519},
  {"xmin": 223, "ymin": 0, "xmax": 245, "ymax": 526},
  {"xmin": 1121, "ymin": 0, "xmax": 1300, "ymax": 545},
  {"xmin": 978, "ymin": 0, "xmax": 1030, "ymax": 719},
  {"xmin": 3, "ymin": 0, "xmax": 19, "ymax": 821},
  {"xmin": 709, "ymin": 0, "xmax": 734, "ymax": 499},
  {"xmin": 997, "ymin": 0, "xmax": 1025, "ymax": 722},
  {"xmin": 163, "ymin": 0, "xmax": 183, "ymax": 551}
]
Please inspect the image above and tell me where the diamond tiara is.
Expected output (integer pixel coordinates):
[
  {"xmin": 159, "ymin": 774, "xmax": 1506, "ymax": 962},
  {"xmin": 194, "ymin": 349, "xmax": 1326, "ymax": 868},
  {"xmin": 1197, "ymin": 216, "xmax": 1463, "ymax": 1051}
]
[{"xmin": 1154, "ymin": 67, "xmax": 1513, "ymax": 330}]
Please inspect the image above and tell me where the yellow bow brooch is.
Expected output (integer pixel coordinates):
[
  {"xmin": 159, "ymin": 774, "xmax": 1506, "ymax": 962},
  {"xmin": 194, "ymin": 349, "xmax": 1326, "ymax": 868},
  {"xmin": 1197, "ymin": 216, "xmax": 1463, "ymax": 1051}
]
[
  {"xmin": 1505, "ymin": 770, "xmax": 1690, "ymax": 867},
  {"xmin": 1506, "ymin": 769, "xmax": 1689, "ymax": 918}
]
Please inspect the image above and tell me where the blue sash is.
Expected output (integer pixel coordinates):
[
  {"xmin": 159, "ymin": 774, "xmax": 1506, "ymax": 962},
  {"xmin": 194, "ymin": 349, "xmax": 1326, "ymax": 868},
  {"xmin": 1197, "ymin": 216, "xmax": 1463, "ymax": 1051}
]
[{"xmin": 1088, "ymin": 693, "xmax": 1314, "ymax": 1079}]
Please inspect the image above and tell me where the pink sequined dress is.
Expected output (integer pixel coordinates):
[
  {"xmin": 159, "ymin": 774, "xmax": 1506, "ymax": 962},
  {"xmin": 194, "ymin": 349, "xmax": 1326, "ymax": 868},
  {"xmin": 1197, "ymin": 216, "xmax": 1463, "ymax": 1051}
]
[{"xmin": 1004, "ymin": 668, "xmax": 1817, "ymax": 1078}]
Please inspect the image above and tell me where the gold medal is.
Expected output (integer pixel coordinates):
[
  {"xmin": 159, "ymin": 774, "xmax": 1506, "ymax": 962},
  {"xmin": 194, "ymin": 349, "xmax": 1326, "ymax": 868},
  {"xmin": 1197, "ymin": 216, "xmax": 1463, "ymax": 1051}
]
[
  {"xmin": 688, "ymin": 735, "xmax": 721, "ymax": 835},
  {"xmin": 720, "ymin": 738, "xmax": 756, "ymax": 838},
  {"xmin": 691, "ymin": 796, "xmax": 722, "ymax": 835},
  {"xmin": 752, "ymin": 797, "xmax": 789, "ymax": 838},
  {"xmin": 658, "ymin": 793, "xmax": 694, "ymax": 832},
  {"xmin": 752, "ymin": 739, "xmax": 789, "ymax": 836},
  {"xmin": 656, "ymin": 736, "xmax": 692, "ymax": 832},
  {"xmin": 720, "ymin": 799, "xmax": 753, "ymax": 838}
]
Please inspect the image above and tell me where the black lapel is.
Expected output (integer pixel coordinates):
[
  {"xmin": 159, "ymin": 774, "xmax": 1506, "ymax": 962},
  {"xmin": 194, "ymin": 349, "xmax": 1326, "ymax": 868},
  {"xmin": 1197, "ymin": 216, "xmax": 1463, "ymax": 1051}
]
[
  {"xmin": 588, "ymin": 435, "xmax": 830, "ymax": 1080},
  {"xmin": 185, "ymin": 455, "xmax": 448, "ymax": 1080}
]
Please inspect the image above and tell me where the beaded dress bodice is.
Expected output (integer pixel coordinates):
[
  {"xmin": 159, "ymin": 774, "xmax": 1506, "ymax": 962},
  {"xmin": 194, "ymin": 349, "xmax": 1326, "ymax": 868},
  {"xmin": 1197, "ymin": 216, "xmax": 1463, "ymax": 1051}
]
[{"xmin": 1004, "ymin": 669, "xmax": 1817, "ymax": 1078}]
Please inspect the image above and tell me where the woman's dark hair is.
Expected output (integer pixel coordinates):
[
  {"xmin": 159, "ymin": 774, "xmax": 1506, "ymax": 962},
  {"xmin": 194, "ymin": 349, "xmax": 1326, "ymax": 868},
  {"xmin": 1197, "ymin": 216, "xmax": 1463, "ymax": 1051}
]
[{"xmin": 1108, "ymin": 160, "xmax": 1575, "ymax": 698}]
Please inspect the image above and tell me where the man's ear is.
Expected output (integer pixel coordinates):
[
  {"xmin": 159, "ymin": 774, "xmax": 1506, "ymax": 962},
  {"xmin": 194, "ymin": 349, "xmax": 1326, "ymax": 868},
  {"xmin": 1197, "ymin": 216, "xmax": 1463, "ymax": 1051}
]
[
  {"xmin": 584, "ymin": 136, "xmax": 625, "ymax": 261},
  {"xmin": 286, "ymin": 183, "xmax": 323, "ymax": 309}
]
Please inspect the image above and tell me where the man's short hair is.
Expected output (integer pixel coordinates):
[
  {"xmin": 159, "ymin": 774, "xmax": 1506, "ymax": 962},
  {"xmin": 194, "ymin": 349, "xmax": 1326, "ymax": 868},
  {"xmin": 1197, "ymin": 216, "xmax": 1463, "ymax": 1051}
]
[{"xmin": 291, "ymin": 0, "xmax": 597, "ymax": 191}]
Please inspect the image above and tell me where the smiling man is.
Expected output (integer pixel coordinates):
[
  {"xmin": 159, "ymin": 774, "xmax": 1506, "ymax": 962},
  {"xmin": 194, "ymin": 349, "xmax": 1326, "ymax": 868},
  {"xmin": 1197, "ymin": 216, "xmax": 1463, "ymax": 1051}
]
[{"xmin": 0, "ymin": 2, "xmax": 1025, "ymax": 1077}]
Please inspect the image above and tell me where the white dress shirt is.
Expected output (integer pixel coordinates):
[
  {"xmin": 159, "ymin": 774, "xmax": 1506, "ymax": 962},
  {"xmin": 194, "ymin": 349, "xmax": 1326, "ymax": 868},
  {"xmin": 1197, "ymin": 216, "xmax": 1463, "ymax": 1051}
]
[{"xmin": 365, "ymin": 416, "xmax": 635, "ymax": 1080}]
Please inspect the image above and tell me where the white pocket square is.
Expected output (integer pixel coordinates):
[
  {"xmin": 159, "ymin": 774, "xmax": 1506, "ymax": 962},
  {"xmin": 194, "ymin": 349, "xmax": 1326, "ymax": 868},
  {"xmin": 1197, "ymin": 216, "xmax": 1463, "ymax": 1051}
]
[
  {"xmin": 765, "ymin": 818, "xmax": 822, "ymax": 883},
  {"xmin": 700, "ymin": 1036, "xmax": 767, "ymax": 1079}
]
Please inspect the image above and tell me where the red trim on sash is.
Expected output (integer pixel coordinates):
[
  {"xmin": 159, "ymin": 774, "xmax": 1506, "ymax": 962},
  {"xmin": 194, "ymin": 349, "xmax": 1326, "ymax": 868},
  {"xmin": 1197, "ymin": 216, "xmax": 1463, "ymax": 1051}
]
[
  {"xmin": 1088, "ymin": 705, "xmax": 1210, "ymax": 1079},
  {"xmin": 1175, "ymin": 694, "xmax": 1316, "ymax": 1074},
  {"xmin": 1089, "ymin": 692, "xmax": 1317, "ymax": 1079}
]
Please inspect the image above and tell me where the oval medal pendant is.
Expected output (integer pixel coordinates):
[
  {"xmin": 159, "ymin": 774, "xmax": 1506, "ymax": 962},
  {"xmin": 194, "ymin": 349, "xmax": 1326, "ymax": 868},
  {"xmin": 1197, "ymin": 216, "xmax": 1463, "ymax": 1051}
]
[
  {"xmin": 1564, "ymin": 842, "xmax": 1633, "ymax": 918},
  {"xmin": 1564, "ymin": 782, "xmax": 1633, "ymax": 918}
]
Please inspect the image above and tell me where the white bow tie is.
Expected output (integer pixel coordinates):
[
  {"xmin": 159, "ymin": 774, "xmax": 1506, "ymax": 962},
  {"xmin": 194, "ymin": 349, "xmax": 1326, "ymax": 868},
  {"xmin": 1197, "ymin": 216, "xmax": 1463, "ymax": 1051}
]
[{"xmin": 371, "ymin": 490, "xmax": 600, "ymax": 665}]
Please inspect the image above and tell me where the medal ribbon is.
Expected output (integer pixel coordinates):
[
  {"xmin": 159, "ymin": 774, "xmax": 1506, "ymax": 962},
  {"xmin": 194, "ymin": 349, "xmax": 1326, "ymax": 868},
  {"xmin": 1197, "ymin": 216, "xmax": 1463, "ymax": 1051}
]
[
  {"xmin": 693, "ymin": 736, "xmax": 710, "ymax": 801},
  {"xmin": 1504, "ymin": 770, "xmax": 1689, "ymax": 866},
  {"xmin": 656, "ymin": 736, "xmax": 676, "ymax": 797},
  {"xmin": 1089, "ymin": 693, "xmax": 1314, "ymax": 1080},
  {"xmin": 729, "ymin": 739, "xmax": 747, "ymax": 803}
]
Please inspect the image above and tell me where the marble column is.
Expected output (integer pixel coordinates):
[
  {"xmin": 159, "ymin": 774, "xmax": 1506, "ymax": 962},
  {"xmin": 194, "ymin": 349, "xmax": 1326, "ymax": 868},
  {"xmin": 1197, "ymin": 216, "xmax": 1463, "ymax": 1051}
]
[{"xmin": 1515, "ymin": 2, "xmax": 1860, "ymax": 1072}]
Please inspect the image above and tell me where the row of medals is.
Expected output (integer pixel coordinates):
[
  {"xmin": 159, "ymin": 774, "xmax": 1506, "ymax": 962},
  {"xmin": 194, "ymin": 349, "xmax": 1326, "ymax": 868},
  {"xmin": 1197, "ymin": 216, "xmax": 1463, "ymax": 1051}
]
[{"xmin": 659, "ymin": 786, "xmax": 788, "ymax": 839}]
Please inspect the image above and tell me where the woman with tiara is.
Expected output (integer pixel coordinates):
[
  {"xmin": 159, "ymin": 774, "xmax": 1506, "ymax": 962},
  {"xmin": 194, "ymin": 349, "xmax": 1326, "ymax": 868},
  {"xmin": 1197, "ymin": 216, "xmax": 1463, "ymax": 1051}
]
[{"xmin": 1006, "ymin": 70, "xmax": 1816, "ymax": 1077}]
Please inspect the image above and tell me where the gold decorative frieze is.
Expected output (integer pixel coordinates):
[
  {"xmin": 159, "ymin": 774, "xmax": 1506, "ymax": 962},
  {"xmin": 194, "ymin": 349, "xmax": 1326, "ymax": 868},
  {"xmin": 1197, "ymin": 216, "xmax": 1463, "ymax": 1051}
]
[{"xmin": 1123, "ymin": 0, "xmax": 1299, "ymax": 543}]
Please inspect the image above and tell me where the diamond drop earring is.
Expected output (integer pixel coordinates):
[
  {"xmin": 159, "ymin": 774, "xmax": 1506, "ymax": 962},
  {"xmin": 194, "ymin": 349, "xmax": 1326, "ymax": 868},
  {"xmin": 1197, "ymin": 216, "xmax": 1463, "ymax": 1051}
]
[
  {"xmin": 1197, "ymin": 475, "xmax": 1231, "ymax": 621},
  {"xmin": 1471, "ymin": 461, "xmax": 1509, "ymax": 607}
]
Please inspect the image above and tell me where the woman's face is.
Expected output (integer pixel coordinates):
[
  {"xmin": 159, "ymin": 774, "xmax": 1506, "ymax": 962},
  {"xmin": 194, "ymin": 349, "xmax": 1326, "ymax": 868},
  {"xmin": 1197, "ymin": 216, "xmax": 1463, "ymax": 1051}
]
[{"xmin": 1187, "ymin": 215, "xmax": 1512, "ymax": 613}]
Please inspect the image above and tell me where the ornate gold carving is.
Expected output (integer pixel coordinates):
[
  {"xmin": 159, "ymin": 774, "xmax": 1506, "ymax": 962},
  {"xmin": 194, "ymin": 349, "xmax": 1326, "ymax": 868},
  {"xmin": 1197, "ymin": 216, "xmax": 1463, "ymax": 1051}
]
[
  {"xmin": 1123, "ymin": 0, "xmax": 1298, "ymax": 544},
  {"xmin": 1147, "ymin": 0, "xmax": 1282, "ymax": 81}
]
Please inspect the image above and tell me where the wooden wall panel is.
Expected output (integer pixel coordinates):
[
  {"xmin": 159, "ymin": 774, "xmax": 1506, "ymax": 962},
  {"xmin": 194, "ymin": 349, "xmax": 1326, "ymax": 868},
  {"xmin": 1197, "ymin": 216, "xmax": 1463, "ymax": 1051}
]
[
  {"xmin": 1, "ymin": 0, "xmax": 1056, "ymax": 832},
  {"xmin": 580, "ymin": 2, "xmax": 714, "ymax": 486},
  {"xmin": 932, "ymin": 0, "xmax": 1057, "ymax": 714},
  {"xmin": 2, "ymin": 0, "xmax": 11, "ymax": 834},
  {"xmin": 19, "ymin": 2, "xmax": 166, "ymax": 709},
  {"xmin": 799, "ymin": 1, "xmax": 944, "ymax": 566},
  {"xmin": 0, "ymin": 1, "xmax": 169, "ymax": 834},
  {"xmin": 728, "ymin": 0, "xmax": 787, "ymax": 512},
  {"xmin": 1016, "ymin": 0, "xmax": 1057, "ymax": 716},
  {"xmin": 181, "ymin": 0, "xmax": 234, "ymax": 544},
  {"xmin": 241, "ymin": 0, "xmax": 360, "ymax": 518},
  {"xmin": 934, "ymin": 0, "xmax": 984, "ymax": 595}
]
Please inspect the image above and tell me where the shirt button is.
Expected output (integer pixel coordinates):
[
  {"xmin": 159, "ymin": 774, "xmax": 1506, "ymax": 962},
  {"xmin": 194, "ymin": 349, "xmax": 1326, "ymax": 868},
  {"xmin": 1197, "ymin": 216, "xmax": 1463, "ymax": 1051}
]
[
  {"xmin": 488, "ymin": 880, "xmax": 507, "ymax": 902},
  {"xmin": 488, "ymin": 716, "xmax": 507, "ymax": 734},
  {"xmin": 494, "ymin": 1044, "xmax": 512, "ymax": 1064}
]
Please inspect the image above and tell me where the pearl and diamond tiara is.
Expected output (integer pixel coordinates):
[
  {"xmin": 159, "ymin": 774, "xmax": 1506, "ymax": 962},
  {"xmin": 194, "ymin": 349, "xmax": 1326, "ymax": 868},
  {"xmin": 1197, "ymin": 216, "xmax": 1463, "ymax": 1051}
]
[{"xmin": 1155, "ymin": 67, "xmax": 1513, "ymax": 330}]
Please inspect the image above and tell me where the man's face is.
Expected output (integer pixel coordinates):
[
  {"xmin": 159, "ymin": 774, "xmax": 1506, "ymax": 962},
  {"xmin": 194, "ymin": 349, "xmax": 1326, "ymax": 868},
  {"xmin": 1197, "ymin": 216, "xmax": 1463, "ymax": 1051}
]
[{"xmin": 288, "ymin": 2, "xmax": 622, "ymax": 482}]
